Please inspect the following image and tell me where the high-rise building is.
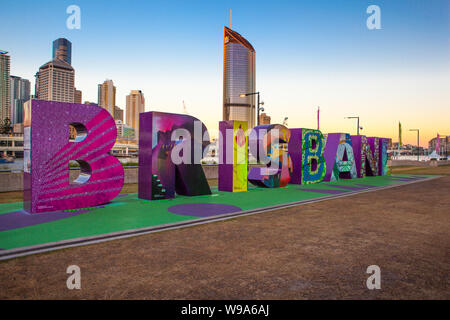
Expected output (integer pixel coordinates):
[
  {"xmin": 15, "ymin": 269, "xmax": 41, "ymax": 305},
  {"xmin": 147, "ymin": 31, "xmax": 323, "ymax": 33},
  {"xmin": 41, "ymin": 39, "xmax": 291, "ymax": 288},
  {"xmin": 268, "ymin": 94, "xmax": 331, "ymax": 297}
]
[
  {"xmin": 0, "ymin": 50, "xmax": 11, "ymax": 123},
  {"xmin": 35, "ymin": 37, "xmax": 75, "ymax": 102},
  {"xmin": 126, "ymin": 90, "xmax": 145, "ymax": 140},
  {"xmin": 259, "ymin": 112, "xmax": 271, "ymax": 125},
  {"xmin": 114, "ymin": 106, "xmax": 124, "ymax": 122},
  {"xmin": 36, "ymin": 59, "xmax": 75, "ymax": 102},
  {"xmin": 223, "ymin": 26, "xmax": 256, "ymax": 128},
  {"xmin": 53, "ymin": 38, "xmax": 72, "ymax": 65},
  {"xmin": 74, "ymin": 88, "xmax": 82, "ymax": 104},
  {"xmin": 10, "ymin": 75, "xmax": 30, "ymax": 124},
  {"xmin": 98, "ymin": 80, "xmax": 116, "ymax": 116},
  {"xmin": 33, "ymin": 72, "xmax": 39, "ymax": 99}
]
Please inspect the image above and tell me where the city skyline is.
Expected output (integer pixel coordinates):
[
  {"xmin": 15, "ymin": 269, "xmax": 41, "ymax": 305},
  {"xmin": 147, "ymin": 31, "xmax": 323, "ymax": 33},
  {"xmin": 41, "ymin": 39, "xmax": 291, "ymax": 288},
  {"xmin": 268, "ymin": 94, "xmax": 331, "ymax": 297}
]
[{"xmin": 1, "ymin": 0, "xmax": 449, "ymax": 146}]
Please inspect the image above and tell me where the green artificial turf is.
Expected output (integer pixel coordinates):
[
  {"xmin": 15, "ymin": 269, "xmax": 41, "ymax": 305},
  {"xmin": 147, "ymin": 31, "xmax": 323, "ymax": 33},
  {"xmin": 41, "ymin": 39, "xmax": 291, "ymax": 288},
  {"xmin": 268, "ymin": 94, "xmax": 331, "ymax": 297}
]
[{"xmin": 0, "ymin": 175, "xmax": 434, "ymax": 250}]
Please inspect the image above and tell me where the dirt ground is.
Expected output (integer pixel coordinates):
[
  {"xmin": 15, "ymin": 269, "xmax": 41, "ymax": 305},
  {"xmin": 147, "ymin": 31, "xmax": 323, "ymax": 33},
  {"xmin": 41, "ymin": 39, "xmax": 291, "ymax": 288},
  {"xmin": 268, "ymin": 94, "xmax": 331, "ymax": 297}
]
[
  {"xmin": 390, "ymin": 164, "xmax": 450, "ymax": 175},
  {"xmin": 0, "ymin": 167, "xmax": 449, "ymax": 299}
]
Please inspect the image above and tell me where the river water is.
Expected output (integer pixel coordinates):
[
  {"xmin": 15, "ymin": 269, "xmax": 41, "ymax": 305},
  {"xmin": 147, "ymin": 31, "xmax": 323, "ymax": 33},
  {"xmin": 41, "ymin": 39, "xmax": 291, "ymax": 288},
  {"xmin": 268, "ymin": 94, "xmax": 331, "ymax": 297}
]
[{"xmin": 0, "ymin": 159, "xmax": 24, "ymax": 171}]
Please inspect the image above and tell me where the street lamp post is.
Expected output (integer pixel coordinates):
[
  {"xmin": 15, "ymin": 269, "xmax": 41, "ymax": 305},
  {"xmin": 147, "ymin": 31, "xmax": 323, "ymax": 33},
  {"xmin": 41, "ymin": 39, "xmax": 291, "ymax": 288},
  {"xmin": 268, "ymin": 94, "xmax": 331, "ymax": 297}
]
[
  {"xmin": 345, "ymin": 116, "xmax": 362, "ymax": 135},
  {"xmin": 240, "ymin": 92, "xmax": 264, "ymax": 126},
  {"xmin": 409, "ymin": 129, "xmax": 420, "ymax": 161}
]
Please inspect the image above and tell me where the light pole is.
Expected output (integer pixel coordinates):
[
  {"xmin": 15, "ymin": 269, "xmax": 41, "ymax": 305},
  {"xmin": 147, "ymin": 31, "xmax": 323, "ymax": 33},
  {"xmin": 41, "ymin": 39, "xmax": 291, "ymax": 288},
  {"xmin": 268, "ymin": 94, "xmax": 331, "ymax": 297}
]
[
  {"xmin": 240, "ymin": 92, "xmax": 264, "ymax": 126},
  {"xmin": 409, "ymin": 129, "xmax": 420, "ymax": 161},
  {"xmin": 345, "ymin": 116, "xmax": 362, "ymax": 135}
]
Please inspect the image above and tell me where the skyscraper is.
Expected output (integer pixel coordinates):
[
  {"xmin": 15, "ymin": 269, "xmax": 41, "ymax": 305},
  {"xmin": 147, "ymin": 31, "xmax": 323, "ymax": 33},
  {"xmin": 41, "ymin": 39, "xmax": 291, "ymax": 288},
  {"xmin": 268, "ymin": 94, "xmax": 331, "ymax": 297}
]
[
  {"xmin": 223, "ymin": 26, "xmax": 256, "ymax": 128},
  {"xmin": 114, "ymin": 105, "xmax": 124, "ymax": 122},
  {"xmin": 259, "ymin": 112, "xmax": 271, "ymax": 125},
  {"xmin": 126, "ymin": 90, "xmax": 145, "ymax": 141},
  {"xmin": 98, "ymin": 80, "xmax": 116, "ymax": 116},
  {"xmin": 10, "ymin": 75, "xmax": 30, "ymax": 124},
  {"xmin": 0, "ymin": 50, "xmax": 11, "ymax": 123},
  {"xmin": 36, "ymin": 59, "xmax": 75, "ymax": 103},
  {"xmin": 53, "ymin": 38, "xmax": 72, "ymax": 65},
  {"xmin": 74, "ymin": 88, "xmax": 82, "ymax": 104},
  {"xmin": 33, "ymin": 72, "xmax": 39, "ymax": 99}
]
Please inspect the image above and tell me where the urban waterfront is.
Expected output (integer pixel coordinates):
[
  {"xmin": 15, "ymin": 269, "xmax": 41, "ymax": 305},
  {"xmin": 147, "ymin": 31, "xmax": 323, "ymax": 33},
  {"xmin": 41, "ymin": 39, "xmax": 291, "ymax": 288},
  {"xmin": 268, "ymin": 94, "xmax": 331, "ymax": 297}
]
[{"xmin": 0, "ymin": 0, "xmax": 448, "ymax": 305}]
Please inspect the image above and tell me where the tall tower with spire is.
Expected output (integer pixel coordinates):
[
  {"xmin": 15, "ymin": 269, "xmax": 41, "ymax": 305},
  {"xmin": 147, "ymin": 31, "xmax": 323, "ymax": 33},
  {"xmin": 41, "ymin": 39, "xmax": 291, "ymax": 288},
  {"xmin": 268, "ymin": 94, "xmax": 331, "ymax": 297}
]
[{"xmin": 222, "ymin": 26, "xmax": 256, "ymax": 128}]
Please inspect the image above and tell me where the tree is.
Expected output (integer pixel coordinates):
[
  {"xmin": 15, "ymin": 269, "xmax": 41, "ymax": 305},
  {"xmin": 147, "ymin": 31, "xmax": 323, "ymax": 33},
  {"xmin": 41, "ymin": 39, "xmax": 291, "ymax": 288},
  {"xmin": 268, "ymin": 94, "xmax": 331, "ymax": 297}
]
[{"xmin": 1, "ymin": 118, "xmax": 12, "ymax": 134}]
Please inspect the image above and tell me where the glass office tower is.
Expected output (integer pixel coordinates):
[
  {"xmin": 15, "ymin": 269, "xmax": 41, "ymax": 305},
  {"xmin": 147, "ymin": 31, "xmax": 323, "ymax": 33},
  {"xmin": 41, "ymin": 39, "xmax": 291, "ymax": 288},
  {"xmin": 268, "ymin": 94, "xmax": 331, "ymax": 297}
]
[
  {"xmin": 52, "ymin": 38, "xmax": 72, "ymax": 65},
  {"xmin": 10, "ymin": 75, "xmax": 30, "ymax": 124},
  {"xmin": 223, "ymin": 27, "xmax": 256, "ymax": 129}
]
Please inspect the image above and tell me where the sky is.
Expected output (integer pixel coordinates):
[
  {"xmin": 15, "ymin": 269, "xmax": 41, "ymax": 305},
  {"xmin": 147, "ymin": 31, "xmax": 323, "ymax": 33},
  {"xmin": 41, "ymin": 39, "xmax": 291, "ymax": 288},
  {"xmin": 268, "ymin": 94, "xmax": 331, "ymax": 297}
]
[{"xmin": 1, "ymin": 0, "xmax": 449, "ymax": 146}]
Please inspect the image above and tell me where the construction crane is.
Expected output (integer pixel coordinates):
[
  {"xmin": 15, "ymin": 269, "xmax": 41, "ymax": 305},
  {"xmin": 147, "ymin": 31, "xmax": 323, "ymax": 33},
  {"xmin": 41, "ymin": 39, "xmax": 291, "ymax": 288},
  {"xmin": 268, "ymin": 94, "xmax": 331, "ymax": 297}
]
[{"xmin": 182, "ymin": 100, "xmax": 189, "ymax": 115}]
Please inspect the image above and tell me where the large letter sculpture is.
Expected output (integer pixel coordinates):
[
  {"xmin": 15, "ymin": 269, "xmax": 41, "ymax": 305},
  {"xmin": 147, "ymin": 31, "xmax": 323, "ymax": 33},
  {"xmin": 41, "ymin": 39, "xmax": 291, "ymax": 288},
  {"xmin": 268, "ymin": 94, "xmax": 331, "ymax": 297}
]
[
  {"xmin": 218, "ymin": 120, "xmax": 248, "ymax": 192},
  {"xmin": 138, "ymin": 112, "xmax": 211, "ymax": 200},
  {"xmin": 378, "ymin": 138, "xmax": 390, "ymax": 176},
  {"xmin": 288, "ymin": 128, "xmax": 327, "ymax": 184},
  {"xmin": 248, "ymin": 124, "xmax": 292, "ymax": 188},
  {"xmin": 297, "ymin": 129, "xmax": 326, "ymax": 184},
  {"xmin": 367, "ymin": 137, "xmax": 380, "ymax": 176},
  {"xmin": 323, "ymin": 133, "xmax": 357, "ymax": 181},
  {"xmin": 23, "ymin": 100, "xmax": 124, "ymax": 213},
  {"xmin": 287, "ymin": 129, "xmax": 302, "ymax": 184},
  {"xmin": 351, "ymin": 135, "xmax": 378, "ymax": 177}
]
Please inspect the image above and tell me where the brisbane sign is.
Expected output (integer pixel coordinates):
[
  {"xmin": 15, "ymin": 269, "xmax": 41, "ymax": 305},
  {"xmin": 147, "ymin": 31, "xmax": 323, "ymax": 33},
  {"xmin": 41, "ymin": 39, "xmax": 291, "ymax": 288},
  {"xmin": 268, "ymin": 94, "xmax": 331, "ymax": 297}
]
[{"xmin": 23, "ymin": 100, "xmax": 390, "ymax": 213}]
